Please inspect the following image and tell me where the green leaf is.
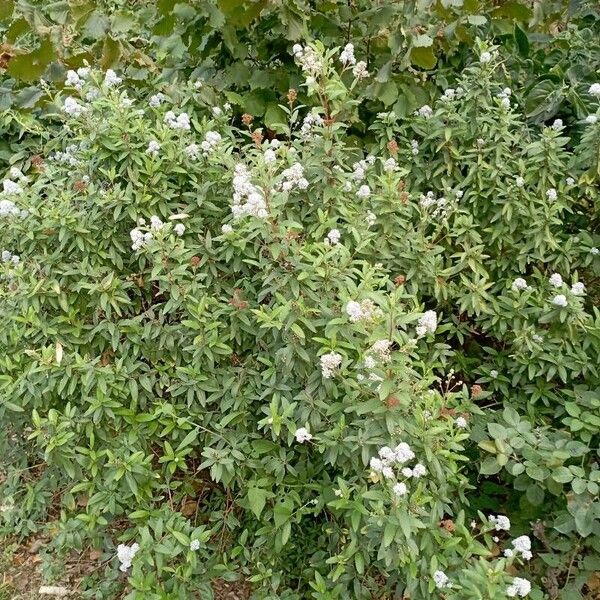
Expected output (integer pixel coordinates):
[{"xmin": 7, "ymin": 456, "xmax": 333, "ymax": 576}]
[
  {"xmin": 247, "ymin": 487, "xmax": 269, "ymax": 519},
  {"xmin": 514, "ymin": 24, "xmax": 529, "ymax": 57},
  {"xmin": 410, "ymin": 46, "xmax": 437, "ymax": 70}
]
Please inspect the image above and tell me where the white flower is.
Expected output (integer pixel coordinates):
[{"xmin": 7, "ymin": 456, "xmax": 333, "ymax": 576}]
[
  {"xmin": 383, "ymin": 158, "xmax": 397, "ymax": 172},
  {"xmin": 392, "ymin": 482, "xmax": 408, "ymax": 497},
  {"xmin": 334, "ymin": 489, "xmax": 342, "ymax": 497},
  {"xmin": 326, "ymin": 229, "xmax": 341, "ymax": 245},
  {"xmin": 586, "ymin": 115, "xmax": 598, "ymax": 124},
  {"xmin": 511, "ymin": 277, "xmax": 528, "ymax": 291},
  {"xmin": 320, "ymin": 351, "xmax": 342, "ymax": 378},
  {"xmin": 345, "ymin": 299, "xmax": 380, "ymax": 323},
  {"xmin": 588, "ymin": 83, "xmax": 600, "ymax": 98},
  {"xmin": 0, "ymin": 199, "xmax": 19, "ymax": 217},
  {"xmin": 417, "ymin": 310, "xmax": 437, "ymax": 335},
  {"xmin": 2, "ymin": 179, "xmax": 22, "ymax": 195},
  {"xmin": 489, "ymin": 514, "xmax": 511, "ymax": 531},
  {"xmin": 194, "ymin": 79, "xmax": 203, "ymax": 89},
  {"xmin": 490, "ymin": 370, "xmax": 498, "ymax": 379},
  {"xmin": 295, "ymin": 427, "xmax": 313, "ymax": 443},
  {"xmin": 164, "ymin": 111, "xmax": 191, "ymax": 130},
  {"xmin": 231, "ymin": 164, "xmax": 268, "ymax": 220},
  {"xmin": 352, "ymin": 61, "xmax": 369, "ymax": 79},
  {"xmin": 394, "ymin": 442, "xmax": 415, "ymax": 464},
  {"xmin": 551, "ymin": 118, "xmax": 563, "ymax": 130},
  {"xmin": 433, "ymin": 570, "xmax": 451, "ymax": 589},
  {"xmin": 566, "ymin": 177, "xmax": 575, "ymax": 186},
  {"xmin": 150, "ymin": 215, "xmax": 164, "ymax": 231},
  {"xmin": 77, "ymin": 67, "xmax": 90, "ymax": 79},
  {"xmin": 221, "ymin": 224, "xmax": 233, "ymax": 234},
  {"xmin": 366, "ymin": 211, "xmax": 376, "ymax": 226},
  {"xmin": 149, "ymin": 93, "xmax": 166, "ymax": 108},
  {"xmin": 418, "ymin": 104, "xmax": 433, "ymax": 118},
  {"xmin": 512, "ymin": 535, "xmax": 532, "ymax": 560},
  {"xmin": 201, "ymin": 131, "xmax": 222, "ymax": 154},
  {"xmin": 185, "ymin": 143, "xmax": 200, "ymax": 159},
  {"xmin": 116, "ymin": 543, "xmax": 139, "ymax": 572},
  {"xmin": 264, "ymin": 149, "xmax": 276, "ymax": 164},
  {"xmin": 480, "ymin": 51, "xmax": 492, "ymax": 63},
  {"xmin": 190, "ymin": 539, "xmax": 201, "ymax": 551},
  {"xmin": 65, "ymin": 69, "xmax": 82, "ymax": 89},
  {"xmin": 571, "ymin": 281, "xmax": 585, "ymax": 295},
  {"xmin": 339, "ymin": 43, "xmax": 356, "ymax": 66},
  {"xmin": 504, "ymin": 548, "xmax": 514, "ymax": 557},
  {"xmin": 455, "ymin": 416, "xmax": 468, "ymax": 428},
  {"xmin": 357, "ymin": 184, "xmax": 370, "ymax": 198},
  {"xmin": 104, "ymin": 69, "xmax": 122, "ymax": 87},
  {"xmin": 549, "ymin": 273, "xmax": 563, "ymax": 288},
  {"xmin": 63, "ymin": 96, "xmax": 87, "ymax": 117},
  {"xmin": 506, "ymin": 577, "xmax": 531, "ymax": 597},
  {"xmin": 411, "ymin": 139, "xmax": 419, "ymax": 155},
  {"xmin": 280, "ymin": 163, "xmax": 308, "ymax": 191},
  {"xmin": 146, "ymin": 140, "xmax": 161, "ymax": 156},
  {"xmin": 546, "ymin": 188, "xmax": 557, "ymax": 202},
  {"xmin": 401, "ymin": 467, "xmax": 413, "ymax": 478},
  {"xmin": 412, "ymin": 463, "xmax": 427, "ymax": 478},
  {"xmin": 552, "ymin": 294, "xmax": 568, "ymax": 307},
  {"xmin": 515, "ymin": 176, "xmax": 525, "ymax": 188},
  {"xmin": 174, "ymin": 223, "xmax": 185, "ymax": 236},
  {"xmin": 590, "ymin": 247, "xmax": 599, "ymax": 255},
  {"xmin": 212, "ymin": 106, "xmax": 222, "ymax": 117}
]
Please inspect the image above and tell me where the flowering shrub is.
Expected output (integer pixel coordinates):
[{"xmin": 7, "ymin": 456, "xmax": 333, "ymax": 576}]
[{"xmin": 0, "ymin": 39, "xmax": 599, "ymax": 599}]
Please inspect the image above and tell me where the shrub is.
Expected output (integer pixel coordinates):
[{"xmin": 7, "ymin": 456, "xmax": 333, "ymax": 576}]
[{"xmin": 0, "ymin": 40, "xmax": 599, "ymax": 599}]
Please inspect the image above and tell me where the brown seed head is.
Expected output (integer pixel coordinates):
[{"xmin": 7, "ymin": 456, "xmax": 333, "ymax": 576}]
[{"xmin": 241, "ymin": 113, "xmax": 253, "ymax": 126}]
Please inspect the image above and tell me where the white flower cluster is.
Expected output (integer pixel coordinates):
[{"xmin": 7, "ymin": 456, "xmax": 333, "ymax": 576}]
[
  {"xmin": 320, "ymin": 351, "xmax": 342, "ymax": 378},
  {"xmin": 130, "ymin": 228, "xmax": 153, "ymax": 251},
  {"xmin": 1, "ymin": 179, "xmax": 26, "ymax": 218},
  {"xmin": 546, "ymin": 188, "xmax": 557, "ymax": 202},
  {"xmin": 455, "ymin": 416, "xmax": 468, "ymax": 428},
  {"xmin": 549, "ymin": 273, "xmax": 563, "ymax": 288},
  {"xmin": 63, "ymin": 96, "xmax": 88, "ymax": 117},
  {"xmin": 65, "ymin": 67, "xmax": 90, "ymax": 90},
  {"xmin": 411, "ymin": 139, "xmax": 419, "ymax": 155},
  {"xmin": 104, "ymin": 69, "xmax": 122, "ymax": 87},
  {"xmin": 201, "ymin": 131, "xmax": 221, "ymax": 155},
  {"xmin": 280, "ymin": 163, "xmax": 309, "ymax": 191},
  {"xmin": 231, "ymin": 164, "xmax": 268, "ymax": 220},
  {"xmin": 506, "ymin": 577, "xmax": 531, "ymax": 597},
  {"xmin": 417, "ymin": 104, "xmax": 433, "ymax": 118},
  {"xmin": 441, "ymin": 87, "xmax": 464, "ymax": 102},
  {"xmin": 346, "ymin": 299, "xmax": 381, "ymax": 323},
  {"xmin": 295, "ymin": 427, "xmax": 313, "ymax": 443},
  {"xmin": 339, "ymin": 43, "xmax": 356, "ymax": 66},
  {"xmin": 147, "ymin": 140, "xmax": 161, "ymax": 156},
  {"xmin": 571, "ymin": 281, "xmax": 585, "ymax": 295},
  {"xmin": 589, "ymin": 83, "xmax": 600, "ymax": 98},
  {"xmin": 3, "ymin": 179, "xmax": 22, "ymax": 196},
  {"xmin": 383, "ymin": 158, "xmax": 398, "ymax": 172},
  {"xmin": 149, "ymin": 92, "xmax": 166, "ymax": 108},
  {"xmin": 489, "ymin": 514, "xmax": 511, "ymax": 531},
  {"xmin": 366, "ymin": 211, "xmax": 376, "ymax": 226},
  {"xmin": 416, "ymin": 310, "xmax": 437, "ymax": 337},
  {"xmin": 433, "ymin": 570, "xmax": 452, "ymax": 589},
  {"xmin": 52, "ymin": 144, "xmax": 80, "ymax": 166},
  {"xmin": 190, "ymin": 539, "xmax": 201, "ymax": 551},
  {"xmin": 292, "ymin": 44, "xmax": 321, "ymax": 75},
  {"xmin": 325, "ymin": 229, "xmax": 341, "ymax": 245},
  {"xmin": 480, "ymin": 50, "xmax": 495, "ymax": 64},
  {"xmin": 301, "ymin": 113, "xmax": 324, "ymax": 137},
  {"xmin": 511, "ymin": 277, "xmax": 529, "ymax": 292},
  {"xmin": 368, "ymin": 339, "xmax": 392, "ymax": 363},
  {"xmin": 356, "ymin": 184, "xmax": 370, "ymax": 198},
  {"xmin": 164, "ymin": 111, "xmax": 191, "ymax": 130},
  {"xmin": 0, "ymin": 199, "xmax": 20, "ymax": 218},
  {"xmin": 369, "ymin": 442, "xmax": 417, "ymax": 483},
  {"xmin": 1, "ymin": 250, "xmax": 20, "ymax": 265},
  {"xmin": 419, "ymin": 190, "xmax": 451, "ymax": 218},
  {"xmin": 117, "ymin": 542, "xmax": 139, "ymax": 572},
  {"xmin": 350, "ymin": 155, "xmax": 375, "ymax": 183},
  {"xmin": 552, "ymin": 294, "xmax": 568, "ymax": 307},
  {"xmin": 185, "ymin": 143, "xmax": 200, "ymax": 159},
  {"xmin": 498, "ymin": 87, "xmax": 512, "ymax": 109},
  {"xmin": 352, "ymin": 61, "xmax": 369, "ymax": 79},
  {"xmin": 515, "ymin": 175, "xmax": 525, "ymax": 188},
  {"xmin": 509, "ymin": 535, "xmax": 533, "ymax": 561}
]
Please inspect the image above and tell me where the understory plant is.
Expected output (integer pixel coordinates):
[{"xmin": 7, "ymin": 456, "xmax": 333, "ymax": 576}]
[{"xmin": 0, "ymin": 39, "xmax": 599, "ymax": 600}]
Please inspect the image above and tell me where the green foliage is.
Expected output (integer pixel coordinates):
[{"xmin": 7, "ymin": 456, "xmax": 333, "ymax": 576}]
[{"xmin": 0, "ymin": 3, "xmax": 599, "ymax": 600}]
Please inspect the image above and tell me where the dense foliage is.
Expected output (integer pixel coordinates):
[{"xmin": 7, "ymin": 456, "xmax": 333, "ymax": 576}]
[{"xmin": 0, "ymin": 2, "xmax": 599, "ymax": 600}]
